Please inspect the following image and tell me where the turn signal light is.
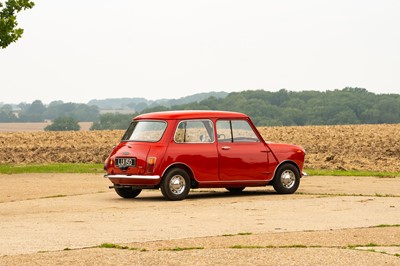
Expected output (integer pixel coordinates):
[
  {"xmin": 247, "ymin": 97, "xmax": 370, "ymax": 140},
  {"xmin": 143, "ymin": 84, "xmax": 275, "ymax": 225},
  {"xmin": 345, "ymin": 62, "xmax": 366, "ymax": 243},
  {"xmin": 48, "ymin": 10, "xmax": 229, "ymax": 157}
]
[{"xmin": 147, "ymin": 157, "xmax": 157, "ymax": 173}]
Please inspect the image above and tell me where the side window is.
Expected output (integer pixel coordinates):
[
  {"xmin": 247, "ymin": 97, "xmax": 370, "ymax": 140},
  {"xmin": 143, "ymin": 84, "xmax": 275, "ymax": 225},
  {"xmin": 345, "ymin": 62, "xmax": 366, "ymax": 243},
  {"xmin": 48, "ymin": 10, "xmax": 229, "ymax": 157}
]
[
  {"xmin": 174, "ymin": 120, "xmax": 215, "ymax": 143},
  {"xmin": 231, "ymin": 120, "xmax": 259, "ymax": 142},
  {"xmin": 216, "ymin": 120, "xmax": 232, "ymax": 142},
  {"xmin": 217, "ymin": 120, "xmax": 259, "ymax": 143}
]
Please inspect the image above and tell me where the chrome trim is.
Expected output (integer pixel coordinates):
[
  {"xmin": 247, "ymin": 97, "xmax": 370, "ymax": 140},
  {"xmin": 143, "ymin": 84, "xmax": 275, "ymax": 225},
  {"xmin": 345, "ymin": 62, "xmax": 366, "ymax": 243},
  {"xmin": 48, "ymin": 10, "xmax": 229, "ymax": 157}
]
[
  {"xmin": 104, "ymin": 174, "xmax": 160, "ymax": 180},
  {"xmin": 279, "ymin": 169, "xmax": 296, "ymax": 189},
  {"xmin": 302, "ymin": 172, "xmax": 308, "ymax": 176}
]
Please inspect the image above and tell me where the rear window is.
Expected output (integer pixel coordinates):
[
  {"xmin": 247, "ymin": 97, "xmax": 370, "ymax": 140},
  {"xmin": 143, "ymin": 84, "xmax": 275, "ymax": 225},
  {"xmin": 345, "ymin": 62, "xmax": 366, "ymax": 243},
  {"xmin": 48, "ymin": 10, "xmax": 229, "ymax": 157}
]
[{"xmin": 122, "ymin": 121, "xmax": 167, "ymax": 142}]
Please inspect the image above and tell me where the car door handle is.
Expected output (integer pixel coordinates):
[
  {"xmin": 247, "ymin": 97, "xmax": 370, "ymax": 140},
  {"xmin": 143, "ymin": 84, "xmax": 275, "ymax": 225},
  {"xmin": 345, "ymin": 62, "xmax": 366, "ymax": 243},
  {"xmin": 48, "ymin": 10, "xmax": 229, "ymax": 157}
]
[{"xmin": 221, "ymin": 146, "xmax": 231, "ymax": 150}]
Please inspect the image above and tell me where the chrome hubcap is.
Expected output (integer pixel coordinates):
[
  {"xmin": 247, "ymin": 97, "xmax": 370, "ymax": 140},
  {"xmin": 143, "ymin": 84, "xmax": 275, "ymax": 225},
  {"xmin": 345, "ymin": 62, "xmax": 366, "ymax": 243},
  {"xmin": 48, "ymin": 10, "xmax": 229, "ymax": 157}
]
[
  {"xmin": 169, "ymin": 175, "xmax": 186, "ymax": 195},
  {"xmin": 281, "ymin": 170, "xmax": 295, "ymax": 189}
]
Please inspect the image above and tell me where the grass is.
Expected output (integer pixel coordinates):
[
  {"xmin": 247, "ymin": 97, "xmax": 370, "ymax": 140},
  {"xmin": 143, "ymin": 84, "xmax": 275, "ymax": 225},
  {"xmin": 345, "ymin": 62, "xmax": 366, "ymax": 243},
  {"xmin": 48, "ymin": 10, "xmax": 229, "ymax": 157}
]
[
  {"xmin": 372, "ymin": 224, "xmax": 400, "ymax": 228},
  {"xmin": 0, "ymin": 164, "xmax": 399, "ymax": 177},
  {"xmin": 296, "ymin": 192, "xmax": 400, "ymax": 198},
  {"xmin": 42, "ymin": 194, "xmax": 67, "ymax": 199},
  {"xmin": 0, "ymin": 163, "xmax": 104, "ymax": 174},
  {"xmin": 304, "ymin": 169, "xmax": 400, "ymax": 178},
  {"xmin": 95, "ymin": 243, "xmax": 216, "ymax": 252},
  {"xmin": 222, "ymin": 232, "xmax": 253, "ymax": 237},
  {"xmin": 230, "ymin": 244, "xmax": 309, "ymax": 249},
  {"xmin": 98, "ymin": 243, "xmax": 130, "ymax": 250},
  {"xmin": 159, "ymin": 247, "xmax": 204, "ymax": 251},
  {"xmin": 237, "ymin": 232, "xmax": 252, "ymax": 236},
  {"xmin": 97, "ymin": 243, "xmax": 141, "ymax": 251},
  {"xmin": 230, "ymin": 245, "xmax": 264, "ymax": 249}
]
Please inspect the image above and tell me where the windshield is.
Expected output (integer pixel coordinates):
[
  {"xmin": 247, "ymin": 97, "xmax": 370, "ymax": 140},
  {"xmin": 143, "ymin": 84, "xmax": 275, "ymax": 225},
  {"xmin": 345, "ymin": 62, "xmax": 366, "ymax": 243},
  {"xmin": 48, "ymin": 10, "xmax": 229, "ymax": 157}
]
[{"xmin": 121, "ymin": 121, "xmax": 167, "ymax": 142}]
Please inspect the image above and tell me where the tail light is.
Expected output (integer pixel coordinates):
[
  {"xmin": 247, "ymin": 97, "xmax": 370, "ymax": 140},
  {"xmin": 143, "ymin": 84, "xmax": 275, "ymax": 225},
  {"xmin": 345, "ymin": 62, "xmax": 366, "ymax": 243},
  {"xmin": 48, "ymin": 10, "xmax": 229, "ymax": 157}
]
[{"xmin": 104, "ymin": 158, "xmax": 114, "ymax": 170}]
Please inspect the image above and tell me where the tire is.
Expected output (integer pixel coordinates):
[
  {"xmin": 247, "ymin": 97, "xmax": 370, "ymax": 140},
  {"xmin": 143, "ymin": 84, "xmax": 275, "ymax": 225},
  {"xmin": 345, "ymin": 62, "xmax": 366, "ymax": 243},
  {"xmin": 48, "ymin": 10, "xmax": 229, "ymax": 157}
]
[
  {"xmin": 114, "ymin": 187, "xmax": 142, "ymax": 198},
  {"xmin": 225, "ymin": 187, "xmax": 245, "ymax": 193},
  {"xmin": 160, "ymin": 168, "xmax": 191, "ymax": 201},
  {"xmin": 272, "ymin": 164, "xmax": 300, "ymax": 194}
]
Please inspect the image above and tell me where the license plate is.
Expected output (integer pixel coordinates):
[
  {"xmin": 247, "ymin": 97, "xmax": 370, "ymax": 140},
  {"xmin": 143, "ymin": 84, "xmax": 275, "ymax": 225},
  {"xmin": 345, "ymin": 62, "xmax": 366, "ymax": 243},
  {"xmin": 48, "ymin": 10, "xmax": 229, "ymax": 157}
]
[{"xmin": 115, "ymin": 158, "xmax": 136, "ymax": 168}]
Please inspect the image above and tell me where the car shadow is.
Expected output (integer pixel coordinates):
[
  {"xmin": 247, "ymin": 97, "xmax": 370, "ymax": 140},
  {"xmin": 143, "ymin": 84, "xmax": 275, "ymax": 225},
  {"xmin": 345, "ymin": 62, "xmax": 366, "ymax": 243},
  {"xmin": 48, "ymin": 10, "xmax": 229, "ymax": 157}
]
[{"xmin": 120, "ymin": 189, "xmax": 278, "ymax": 202}]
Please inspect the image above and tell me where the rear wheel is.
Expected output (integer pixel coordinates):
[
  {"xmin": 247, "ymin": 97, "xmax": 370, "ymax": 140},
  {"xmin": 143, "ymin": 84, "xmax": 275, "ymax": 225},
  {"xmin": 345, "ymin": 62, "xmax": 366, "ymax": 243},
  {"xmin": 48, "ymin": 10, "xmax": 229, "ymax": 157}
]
[
  {"xmin": 161, "ymin": 168, "xmax": 191, "ymax": 201},
  {"xmin": 225, "ymin": 187, "xmax": 245, "ymax": 193},
  {"xmin": 272, "ymin": 164, "xmax": 300, "ymax": 194},
  {"xmin": 114, "ymin": 187, "xmax": 142, "ymax": 198}
]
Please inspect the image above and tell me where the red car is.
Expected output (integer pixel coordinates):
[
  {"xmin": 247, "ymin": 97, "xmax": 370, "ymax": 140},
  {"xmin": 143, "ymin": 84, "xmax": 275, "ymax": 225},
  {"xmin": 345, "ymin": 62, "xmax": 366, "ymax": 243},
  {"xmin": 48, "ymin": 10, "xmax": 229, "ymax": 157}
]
[{"xmin": 104, "ymin": 110, "xmax": 306, "ymax": 200}]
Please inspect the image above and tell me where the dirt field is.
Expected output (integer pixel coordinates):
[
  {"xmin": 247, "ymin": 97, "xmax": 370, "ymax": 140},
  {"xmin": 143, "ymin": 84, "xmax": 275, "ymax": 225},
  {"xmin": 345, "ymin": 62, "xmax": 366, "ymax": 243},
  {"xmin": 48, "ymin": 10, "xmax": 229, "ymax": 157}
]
[
  {"xmin": 0, "ymin": 174, "xmax": 399, "ymax": 265},
  {"xmin": 0, "ymin": 124, "xmax": 399, "ymax": 172}
]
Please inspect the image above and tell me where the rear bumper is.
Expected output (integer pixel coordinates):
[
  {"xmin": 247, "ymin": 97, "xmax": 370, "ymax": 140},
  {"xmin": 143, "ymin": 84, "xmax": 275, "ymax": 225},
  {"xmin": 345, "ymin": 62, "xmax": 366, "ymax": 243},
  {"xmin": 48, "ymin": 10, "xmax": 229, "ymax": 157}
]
[{"xmin": 104, "ymin": 174, "xmax": 161, "ymax": 180}]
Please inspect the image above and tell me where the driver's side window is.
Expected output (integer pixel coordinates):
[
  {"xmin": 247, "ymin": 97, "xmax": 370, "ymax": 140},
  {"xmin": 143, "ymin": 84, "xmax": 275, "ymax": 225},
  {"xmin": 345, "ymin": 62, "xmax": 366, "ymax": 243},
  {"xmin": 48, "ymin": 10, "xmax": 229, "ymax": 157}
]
[{"xmin": 216, "ymin": 120, "xmax": 259, "ymax": 142}]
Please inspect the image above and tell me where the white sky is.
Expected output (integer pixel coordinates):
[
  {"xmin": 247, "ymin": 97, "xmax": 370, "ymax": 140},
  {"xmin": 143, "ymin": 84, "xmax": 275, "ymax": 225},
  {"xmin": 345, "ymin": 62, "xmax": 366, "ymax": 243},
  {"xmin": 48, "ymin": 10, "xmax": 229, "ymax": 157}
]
[{"xmin": 1, "ymin": 0, "xmax": 399, "ymax": 104}]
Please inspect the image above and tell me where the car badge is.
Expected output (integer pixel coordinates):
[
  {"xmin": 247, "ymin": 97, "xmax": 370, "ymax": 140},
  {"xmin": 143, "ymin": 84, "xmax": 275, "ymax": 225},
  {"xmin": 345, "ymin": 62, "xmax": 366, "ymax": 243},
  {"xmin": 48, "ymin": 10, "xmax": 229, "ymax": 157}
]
[{"xmin": 123, "ymin": 152, "xmax": 130, "ymax": 155}]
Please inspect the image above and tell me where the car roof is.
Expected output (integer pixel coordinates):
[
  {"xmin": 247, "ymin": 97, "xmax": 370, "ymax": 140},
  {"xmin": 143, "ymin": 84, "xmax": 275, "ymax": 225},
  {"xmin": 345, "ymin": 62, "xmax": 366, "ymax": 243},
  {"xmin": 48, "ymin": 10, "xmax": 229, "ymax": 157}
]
[{"xmin": 134, "ymin": 110, "xmax": 248, "ymax": 120}]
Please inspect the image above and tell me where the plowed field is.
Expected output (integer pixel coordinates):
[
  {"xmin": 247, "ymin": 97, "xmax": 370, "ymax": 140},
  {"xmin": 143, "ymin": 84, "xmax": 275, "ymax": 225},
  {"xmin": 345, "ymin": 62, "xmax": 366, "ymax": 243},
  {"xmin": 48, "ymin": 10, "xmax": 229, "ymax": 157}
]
[{"xmin": 0, "ymin": 124, "xmax": 399, "ymax": 172}]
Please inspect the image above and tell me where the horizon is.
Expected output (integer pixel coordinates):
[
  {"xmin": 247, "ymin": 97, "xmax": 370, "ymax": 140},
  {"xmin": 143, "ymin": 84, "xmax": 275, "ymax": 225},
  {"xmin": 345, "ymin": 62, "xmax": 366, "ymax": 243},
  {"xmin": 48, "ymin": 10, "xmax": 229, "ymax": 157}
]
[{"xmin": 1, "ymin": 87, "xmax": 399, "ymax": 106}]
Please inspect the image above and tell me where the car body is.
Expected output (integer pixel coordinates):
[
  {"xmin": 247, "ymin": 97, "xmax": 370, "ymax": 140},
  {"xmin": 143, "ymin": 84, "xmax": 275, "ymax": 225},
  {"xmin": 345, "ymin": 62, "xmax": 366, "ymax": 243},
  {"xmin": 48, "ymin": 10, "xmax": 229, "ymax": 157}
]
[{"xmin": 104, "ymin": 110, "xmax": 306, "ymax": 200}]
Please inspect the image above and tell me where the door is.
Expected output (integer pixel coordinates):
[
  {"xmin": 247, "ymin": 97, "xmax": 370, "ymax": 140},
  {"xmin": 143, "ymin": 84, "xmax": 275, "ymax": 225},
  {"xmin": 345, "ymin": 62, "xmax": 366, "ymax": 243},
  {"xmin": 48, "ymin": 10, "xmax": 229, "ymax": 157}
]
[
  {"xmin": 216, "ymin": 120, "xmax": 273, "ymax": 181},
  {"xmin": 168, "ymin": 119, "xmax": 219, "ymax": 182}
]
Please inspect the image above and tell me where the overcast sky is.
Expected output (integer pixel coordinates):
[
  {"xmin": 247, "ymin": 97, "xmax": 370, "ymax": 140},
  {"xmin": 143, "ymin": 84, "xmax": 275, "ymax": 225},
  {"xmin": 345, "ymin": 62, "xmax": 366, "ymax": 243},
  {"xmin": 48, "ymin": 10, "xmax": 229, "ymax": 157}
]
[{"xmin": 1, "ymin": 0, "xmax": 399, "ymax": 104}]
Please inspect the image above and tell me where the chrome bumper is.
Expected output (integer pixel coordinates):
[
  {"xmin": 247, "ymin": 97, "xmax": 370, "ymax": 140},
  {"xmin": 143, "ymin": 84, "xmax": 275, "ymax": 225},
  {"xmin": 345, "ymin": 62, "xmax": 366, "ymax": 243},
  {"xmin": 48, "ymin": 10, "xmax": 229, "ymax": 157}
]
[{"xmin": 104, "ymin": 174, "xmax": 161, "ymax": 180}]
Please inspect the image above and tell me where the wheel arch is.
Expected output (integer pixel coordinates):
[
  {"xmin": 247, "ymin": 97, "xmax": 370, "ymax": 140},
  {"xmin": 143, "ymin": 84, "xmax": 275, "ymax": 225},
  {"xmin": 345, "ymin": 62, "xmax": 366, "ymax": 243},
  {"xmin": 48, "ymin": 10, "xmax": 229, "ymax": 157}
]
[
  {"xmin": 272, "ymin": 160, "xmax": 301, "ymax": 180},
  {"xmin": 161, "ymin": 162, "xmax": 198, "ymax": 188}
]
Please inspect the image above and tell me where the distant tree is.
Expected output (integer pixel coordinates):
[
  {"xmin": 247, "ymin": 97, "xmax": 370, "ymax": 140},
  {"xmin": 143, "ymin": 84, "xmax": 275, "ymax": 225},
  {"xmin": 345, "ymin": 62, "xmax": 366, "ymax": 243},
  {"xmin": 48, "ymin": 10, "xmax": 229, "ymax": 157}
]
[
  {"xmin": 43, "ymin": 102, "xmax": 99, "ymax": 122},
  {"xmin": 48, "ymin": 100, "xmax": 64, "ymax": 107},
  {"xmin": 90, "ymin": 113, "xmax": 134, "ymax": 130},
  {"xmin": 0, "ymin": 103, "xmax": 12, "ymax": 113},
  {"xmin": 140, "ymin": 105, "xmax": 170, "ymax": 114},
  {"xmin": 0, "ymin": 0, "xmax": 35, "ymax": 48},
  {"xmin": 133, "ymin": 102, "xmax": 148, "ymax": 112},
  {"xmin": 374, "ymin": 98, "xmax": 400, "ymax": 123},
  {"xmin": 45, "ymin": 116, "xmax": 80, "ymax": 131},
  {"xmin": 199, "ymin": 96, "xmax": 222, "ymax": 110},
  {"xmin": 0, "ymin": 104, "xmax": 18, "ymax": 121},
  {"xmin": 19, "ymin": 99, "xmax": 45, "ymax": 122},
  {"xmin": 29, "ymin": 99, "xmax": 45, "ymax": 113}
]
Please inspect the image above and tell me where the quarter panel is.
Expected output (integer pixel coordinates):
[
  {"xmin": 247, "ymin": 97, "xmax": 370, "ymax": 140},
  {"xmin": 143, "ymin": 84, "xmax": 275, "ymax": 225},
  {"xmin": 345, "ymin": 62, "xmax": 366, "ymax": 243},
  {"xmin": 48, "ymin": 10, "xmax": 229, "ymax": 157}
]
[{"xmin": 163, "ymin": 142, "xmax": 219, "ymax": 182}]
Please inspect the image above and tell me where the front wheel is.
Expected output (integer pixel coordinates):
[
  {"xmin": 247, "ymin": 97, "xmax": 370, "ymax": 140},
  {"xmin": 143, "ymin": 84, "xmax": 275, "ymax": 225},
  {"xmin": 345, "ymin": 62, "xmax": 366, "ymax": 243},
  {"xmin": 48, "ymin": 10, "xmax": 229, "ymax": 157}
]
[
  {"xmin": 272, "ymin": 164, "xmax": 300, "ymax": 194},
  {"xmin": 161, "ymin": 168, "xmax": 191, "ymax": 201},
  {"xmin": 114, "ymin": 187, "xmax": 142, "ymax": 198}
]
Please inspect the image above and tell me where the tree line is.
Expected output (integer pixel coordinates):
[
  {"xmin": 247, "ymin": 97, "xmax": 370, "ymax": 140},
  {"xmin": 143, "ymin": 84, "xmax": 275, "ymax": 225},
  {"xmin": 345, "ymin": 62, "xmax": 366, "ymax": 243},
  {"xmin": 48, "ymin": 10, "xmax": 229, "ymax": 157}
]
[
  {"xmin": 92, "ymin": 88, "xmax": 400, "ymax": 129},
  {"xmin": 1, "ymin": 88, "xmax": 399, "ymax": 130},
  {"xmin": 0, "ymin": 100, "xmax": 99, "ymax": 122}
]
